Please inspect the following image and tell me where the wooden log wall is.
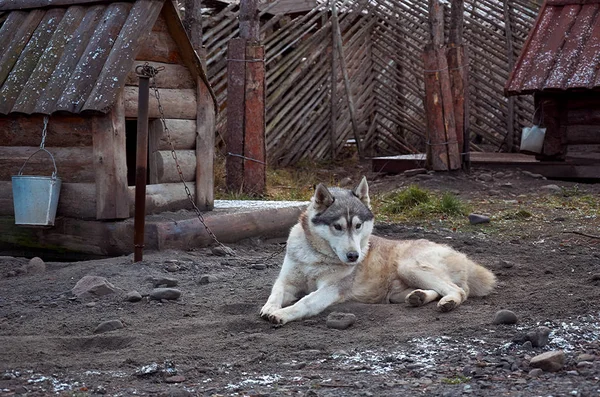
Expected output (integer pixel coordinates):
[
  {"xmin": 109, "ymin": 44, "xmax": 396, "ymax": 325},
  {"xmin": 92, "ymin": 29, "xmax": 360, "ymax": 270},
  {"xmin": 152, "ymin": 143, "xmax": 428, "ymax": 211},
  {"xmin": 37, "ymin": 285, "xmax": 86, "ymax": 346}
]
[
  {"xmin": 128, "ymin": 13, "xmax": 198, "ymax": 185},
  {"xmin": 200, "ymin": 0, "xmax": 538, "ymax": 164}
]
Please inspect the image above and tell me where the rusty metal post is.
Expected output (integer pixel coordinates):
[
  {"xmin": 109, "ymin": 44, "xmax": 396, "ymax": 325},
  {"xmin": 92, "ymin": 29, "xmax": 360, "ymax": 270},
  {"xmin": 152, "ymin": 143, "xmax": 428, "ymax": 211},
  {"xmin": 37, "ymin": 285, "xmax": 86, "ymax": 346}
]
[{"xmin": 134, "ymin": 74, "xmax": 150, "ymax": 262}]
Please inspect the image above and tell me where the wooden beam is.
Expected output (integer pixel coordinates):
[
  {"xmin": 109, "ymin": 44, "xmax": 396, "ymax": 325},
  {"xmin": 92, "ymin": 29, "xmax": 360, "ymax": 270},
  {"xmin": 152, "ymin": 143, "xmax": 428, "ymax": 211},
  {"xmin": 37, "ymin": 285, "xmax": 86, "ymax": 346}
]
[
  {"xmin": 91, "ymin": 91, "xmax": 130, "ymax": 220},
  {"xmin": 243, "ymin": 44, "xmax": 266, "ymax": 195},
  {"xmin": 225, "ymin": 38, "xmax": 246, "ymax": 192},
  {"xmin": 503, "ymin": 0, "xmax": 515, "ymax": 152},
  {"xmin": 196, "ymin": 76, "xmax": 216, "ymax": 210}
]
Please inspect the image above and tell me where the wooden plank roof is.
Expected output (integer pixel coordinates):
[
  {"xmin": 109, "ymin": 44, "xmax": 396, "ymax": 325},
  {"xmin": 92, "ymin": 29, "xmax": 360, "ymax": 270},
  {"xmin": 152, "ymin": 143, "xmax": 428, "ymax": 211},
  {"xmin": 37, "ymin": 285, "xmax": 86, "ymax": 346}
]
[
  {"xmin": 505, "ymin": 0, "xmax": 600, "ymax": 96},
  {"xmin": 0, "ymin": 0, "xmax": 215, "ymax": 115}
]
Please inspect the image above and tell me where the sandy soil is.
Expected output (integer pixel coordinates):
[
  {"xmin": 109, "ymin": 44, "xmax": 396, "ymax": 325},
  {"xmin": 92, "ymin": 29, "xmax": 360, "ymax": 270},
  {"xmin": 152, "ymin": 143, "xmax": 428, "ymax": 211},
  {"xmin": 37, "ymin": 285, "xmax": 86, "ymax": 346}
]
[{"xmin": 1, "ymin": 168, "xmax": 599, "ymax": 396}]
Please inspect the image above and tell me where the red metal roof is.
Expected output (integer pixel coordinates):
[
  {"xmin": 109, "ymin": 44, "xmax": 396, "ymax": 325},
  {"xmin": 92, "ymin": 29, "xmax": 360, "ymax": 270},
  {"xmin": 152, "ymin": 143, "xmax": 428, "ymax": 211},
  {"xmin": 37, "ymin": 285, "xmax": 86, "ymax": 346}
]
[{"xmin": 505, "ymin": 0, "xmax": 600, "ymax": 96}]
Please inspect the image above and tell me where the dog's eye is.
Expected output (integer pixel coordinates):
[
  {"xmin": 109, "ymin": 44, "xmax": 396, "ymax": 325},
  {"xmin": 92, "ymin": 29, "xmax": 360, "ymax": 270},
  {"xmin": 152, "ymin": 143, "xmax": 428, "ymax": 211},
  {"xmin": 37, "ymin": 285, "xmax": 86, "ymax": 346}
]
[
  {"xmin": 356, "ymin": 223, "xmax": 362, "ymax": 229},
  {"xmin": 334, "ymin": 224, "xmax": 342, "ymax": 231}
]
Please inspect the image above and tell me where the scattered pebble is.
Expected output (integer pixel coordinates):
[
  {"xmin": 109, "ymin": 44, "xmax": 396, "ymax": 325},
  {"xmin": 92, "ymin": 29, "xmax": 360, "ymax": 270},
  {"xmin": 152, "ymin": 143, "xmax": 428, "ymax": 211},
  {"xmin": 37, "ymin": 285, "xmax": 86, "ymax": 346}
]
[
  {"xmin": 197, "ymin": 274, "xmax": 220, "ymax": 285},
  {"xmin": 498, "ymin": 260, "xmax": 515, "ymax": 269},
  {"xmin": 468, "ymin": 214, "xmax": 490, "ymax": 225},
  {"xmin": 126, "ymin": 290, "xmax": 143, "ymax": 302},
  {"xmin": 540, "ymin": 184, "xmax": 562, "ymax": 193},
  {"xmin": 72, "ymin": 276, "xmax": 120, "ymax": 298},
  {"xmin": 527, "ymin": 326, "xmax": 551, "ymax": 347},
  {"xmin": 211, "ymin": 246, "xmax": 235, "ymax": 257},
  {"xmin": 521, "ymin": 171, "xmax": 546, "ymax": 179},
  {"xmin": 478, "ymin": 173, "xmax": 493, "ymax": 182},
  {"xmin": 94, "ymin": 319, "xmax": 124, "ymax": 334},
  {"xmin": 165, "ymin": 375, "xmax": 186, "ymax": 383},
  {"xmin": 529, "ymin": 350, "xmax": 565, "ymax": 372},
  {"xmin": 150, "ymin": 288, "xmax": 181, "ymax": 301},
  {"xmin": 493, "ymin": 309, "xmax": 518, "ymax": 325},
  {"xmin": 576, "ymin": 354, "xmax": 596, "ymax": 362},
  {"xmin": 150, "ymin": 277, "xmax": 178, "ymax": 287},
  {"xmin": 326, "ymin": 312, "xmax": 356, "ymax": 330},
  {"xmin": 528, "ymin": 368, "xmax": 543, "ymax": 377},
  {"xmin": 25, "ymin": 257, "xmax": 45, "ymax": 274},
  {"xmin": 251, "ymin": 263, "xmax": 267, "ymax": 270},
  {"xmin": 166, "ymin": 264, "xmax": 180, "ymax": 272}
]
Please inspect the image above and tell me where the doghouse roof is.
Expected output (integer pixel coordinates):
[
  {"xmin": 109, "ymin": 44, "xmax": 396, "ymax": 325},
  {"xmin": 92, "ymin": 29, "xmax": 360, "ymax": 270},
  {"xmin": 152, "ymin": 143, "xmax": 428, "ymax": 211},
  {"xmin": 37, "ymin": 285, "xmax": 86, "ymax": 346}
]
[
  {"xmin": 505, "ymin": 0, "xmax": 600, "ymax": 96},
  {"xmin": 0, "ymin": 0, "xmax": 214, "ymax": 115}
]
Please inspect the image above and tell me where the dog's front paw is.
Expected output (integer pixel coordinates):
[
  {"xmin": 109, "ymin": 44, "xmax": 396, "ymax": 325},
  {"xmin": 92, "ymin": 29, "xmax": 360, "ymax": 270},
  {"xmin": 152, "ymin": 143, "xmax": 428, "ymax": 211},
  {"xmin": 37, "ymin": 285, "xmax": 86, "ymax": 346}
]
[
  {"xmin": 261, "ymin": 308, "xmax": 291, "ymax": 325},
  {"xmin": 260, "ymin": 303, "xmax": 280, "ymax": 320}
]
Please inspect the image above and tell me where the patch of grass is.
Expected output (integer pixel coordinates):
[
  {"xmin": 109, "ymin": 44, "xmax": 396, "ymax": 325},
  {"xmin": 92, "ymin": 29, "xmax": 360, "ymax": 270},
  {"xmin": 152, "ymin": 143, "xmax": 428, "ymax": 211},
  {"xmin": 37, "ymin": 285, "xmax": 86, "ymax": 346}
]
[
  {"xmin": 441, "ymin": 375, "xmax": 471, "ymax": 385},
  {"xmin": 376, "ymin": 185, "xmax": 468, "ymax": 222}
]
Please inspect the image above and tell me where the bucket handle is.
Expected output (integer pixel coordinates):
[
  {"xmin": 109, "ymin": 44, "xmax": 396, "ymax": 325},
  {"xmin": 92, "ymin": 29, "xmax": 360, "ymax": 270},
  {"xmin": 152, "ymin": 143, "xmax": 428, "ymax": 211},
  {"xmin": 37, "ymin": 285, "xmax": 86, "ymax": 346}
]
[{"xmin": 18, "ymin": 148, "xmax": 59, "ymax": 179}]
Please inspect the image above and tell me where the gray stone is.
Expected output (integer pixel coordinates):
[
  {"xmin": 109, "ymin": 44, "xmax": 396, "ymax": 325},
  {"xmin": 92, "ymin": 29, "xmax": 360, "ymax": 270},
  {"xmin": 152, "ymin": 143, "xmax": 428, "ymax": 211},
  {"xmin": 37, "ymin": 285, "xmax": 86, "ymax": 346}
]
[
  {"xmin": 527, "ymin": 326, "xmax": 551, "ymax": 347},
  {"xmin": 522, "ymin": 341, "xmax": 533, "ymax": 350},
  {"xmin": 165, "ymin": 375, "xmax": 186, "ymax": 383},
  {"xmin": 540, "ymin": 184, "xmax": 562, "ymax": 193},
  {"xmin": 197, "ymin": 274, "xmax": 220, "ymax": 285},
  {"xmin": 150, "ymin": 277, "xmax": 178, "ymax": 287},
  {"xmin": 478, "ymin": 173, "xmax": 493, "ymax": 182},
  {"xmin": 251, "ymin": 263, "xmax": 267, "ymax": 270},
  {"xmin": 522, "ymin": 170, "xmax": 546, "ymax": 179},
  {"xmin": 404, "ymin": 168, "xmax": 427, "ymax": 177},
  {"xmin": 494, "ymin": 172, "xmax": 505, "ymax": 179},
  {"xmin": 501, "ymin": 182, "xmax": 513, "ymax": 188},
  {"xmin": 498, "ymin": 259, "xmax": 515, "ymax": 268},
  {"xmin": 126, "ymin": 290, "xmax": 143, "ymax": 302},
  {"xmin": 211, "ymin": 245, "xmax": 235, "ymax": 257},
  {"xmin": 576, "ymin": 353, "xmax": 596, "ymax": 362},
  {"xmin": 468, "ymin": 213, "xmax": 490, "ymax": 225},
  {"xmin": 94, "ymin": 319, "xmax": 124, "ymax": 334},
  {"xmin": 576, "ymin": 361, "xmax": 593, "ymax": 368},
  {"xmin": 25, "ymin": 257, "xmax": 46, "ymax": 274},
  {"xmin": 528, "ymin": 368, "xmax": 543, "ymax": 377},
  {"xmin": 326, "ymin": 312, "xmax": 356, "ymax": 330},
  {"xmin": 529, "ymin": 350, "xmax": 565, "ymax": 372},
  {"xmin": 493, "ymin": 309, "xmax": 518, "ymax": 325},
  {"xmin": 488, "ymin": 190, "xmax": 501, "ymax": 196},
  {"xmin": 72, "ymin": 276, "xmax": 119, "ymax": 298},
  {"xmin": 150, "ymin": 288, "xmax": 181, "ymax": 301}
]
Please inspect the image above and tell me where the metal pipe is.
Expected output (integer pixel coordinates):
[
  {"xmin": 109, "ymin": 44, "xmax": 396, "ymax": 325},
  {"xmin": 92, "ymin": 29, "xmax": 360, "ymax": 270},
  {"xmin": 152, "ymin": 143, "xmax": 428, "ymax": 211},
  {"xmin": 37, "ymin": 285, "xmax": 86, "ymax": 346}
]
[{"xmin": 134, "ymin": 75, "xmax": 150, "ymax": 262}]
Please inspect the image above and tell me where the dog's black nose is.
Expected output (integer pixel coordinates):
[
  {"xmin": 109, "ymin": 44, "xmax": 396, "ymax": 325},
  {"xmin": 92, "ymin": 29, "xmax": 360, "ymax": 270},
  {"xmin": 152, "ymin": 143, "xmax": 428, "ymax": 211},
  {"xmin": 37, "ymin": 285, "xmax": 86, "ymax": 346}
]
[{"xmin": 346, "ymin": 251, "xmax": 359, "ymax": 262}]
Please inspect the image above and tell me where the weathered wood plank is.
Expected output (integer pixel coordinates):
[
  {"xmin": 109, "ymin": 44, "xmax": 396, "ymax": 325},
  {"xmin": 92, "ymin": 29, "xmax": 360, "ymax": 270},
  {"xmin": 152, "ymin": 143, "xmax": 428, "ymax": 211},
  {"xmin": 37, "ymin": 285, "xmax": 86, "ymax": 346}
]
[
  {"xmin": 243, "ymin": 44, "xmax": 266, "ymax": 195},
  {"xmin": 91, "ymin": 92, "xmax": 130, "ymax": 220},
  {"xmin": 0, "ymin": 9, "xmax": 51, "ymax": 113},
  {"xmin": 0, "ymin": 146, "xmax": 94, "ymax": 182},
  {"xmin": 34, "ymin": 5, "xmax": 106, "ymax": 114},
  {"xmin": 123, "ymin": 86, "xmax": 197, "ymax": 119},
  {"xmin": 225, "ymin": 38, "xmax": 246, "ymax": 192},
  {"xmin": 13, "ymin": 6, "xmax": 85, "ymax": 114},
  {"xmin": 0, "ymin": 115, "xmax": 93, "ymax": 147},
  {"xmin": 152, "ymin": 150, "xmax": 196, "ymax": 183},
  {"xmin": 55, "ymin": 2, "xmax": 131, "ymax": 113},
  {"xmin": 125, "ymin": 62, "xmax": 195, "ymax": 89},
  {"xmin": 83, "ymin": 0, "xmax": 163, "ymax": 113},
  {"xmin": 196, "ymin": 76, "xmax": 216, "ymax": 210}
]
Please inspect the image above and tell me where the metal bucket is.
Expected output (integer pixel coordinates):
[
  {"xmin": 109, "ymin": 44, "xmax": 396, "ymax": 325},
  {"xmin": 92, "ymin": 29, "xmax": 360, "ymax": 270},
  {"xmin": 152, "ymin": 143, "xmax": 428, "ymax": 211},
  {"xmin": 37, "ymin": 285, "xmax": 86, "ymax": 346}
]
[{"xmin": 12, "ymin": 148, "xmax": 62, "ymax": 226}]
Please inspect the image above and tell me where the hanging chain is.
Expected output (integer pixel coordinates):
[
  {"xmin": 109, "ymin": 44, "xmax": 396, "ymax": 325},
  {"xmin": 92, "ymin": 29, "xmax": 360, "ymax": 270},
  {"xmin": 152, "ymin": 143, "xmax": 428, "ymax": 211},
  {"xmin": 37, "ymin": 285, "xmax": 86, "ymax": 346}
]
[
  {"xmin": 140, "ymin": 63, "xmax": 286, "ymax": 264},
  {"xmin": 40, "ymin": 116, "xmax": 49, "ymax": 149}
]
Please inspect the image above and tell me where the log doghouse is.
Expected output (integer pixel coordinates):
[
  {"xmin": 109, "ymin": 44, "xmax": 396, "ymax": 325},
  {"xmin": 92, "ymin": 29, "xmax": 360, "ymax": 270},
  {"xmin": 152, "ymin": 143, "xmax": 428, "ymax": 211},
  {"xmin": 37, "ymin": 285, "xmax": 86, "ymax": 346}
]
[
  {"xmin": 505, "ymin": 0, "xmax": 600, "ymax": 162},
  {"xmin": 0, "ymin": 0, "xmax": 219, "ymax": 255}
]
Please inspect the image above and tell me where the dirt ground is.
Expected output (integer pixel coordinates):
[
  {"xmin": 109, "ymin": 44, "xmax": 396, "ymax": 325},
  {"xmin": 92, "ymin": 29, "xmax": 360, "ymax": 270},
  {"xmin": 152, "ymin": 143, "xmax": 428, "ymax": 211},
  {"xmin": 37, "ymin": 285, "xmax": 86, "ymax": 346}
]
[{"xmin": 1, "ymin": 166, "xmax": 599, "ymax": 396}]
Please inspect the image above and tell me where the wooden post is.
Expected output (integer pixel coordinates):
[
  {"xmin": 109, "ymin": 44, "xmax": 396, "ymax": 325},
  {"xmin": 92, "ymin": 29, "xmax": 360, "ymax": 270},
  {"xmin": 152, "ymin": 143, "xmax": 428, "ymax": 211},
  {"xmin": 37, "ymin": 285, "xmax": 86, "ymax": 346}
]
[
  {"xmin": 225, "ymin": 0, "xmax": 265, "ymax": 195},
  {"xmin": 332, "ymin": 0, "xmax": 363, "ymax": 158},
  {"xmin": 423, "ymin": 0, "xmax": 460, "ymax": 171},
  {"xmin": 91, "ymin": 91, "xmax": 129, "ymax": 219},
  {"xmin": 503, "ymin": 0, "xmax": 515, "ymax": 152},
  {"xmin": 330, "ymin": 0, "xmax": 338, "ymax": 161},
  {"xmin": 447, "ymin": 0, "xmax": 470, "ymax": 170},
  {"xmin": 183, "ymin": 0, "xmax": 206, "ymax": 70}
]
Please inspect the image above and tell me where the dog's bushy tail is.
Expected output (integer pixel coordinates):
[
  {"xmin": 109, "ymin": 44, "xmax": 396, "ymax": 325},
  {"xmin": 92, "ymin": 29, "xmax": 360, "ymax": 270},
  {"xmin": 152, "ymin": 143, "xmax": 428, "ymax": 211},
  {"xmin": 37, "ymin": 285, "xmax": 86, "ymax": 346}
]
[{"xmin": 468, "ymin": 263, "xmax": 497, "ymax": 297}]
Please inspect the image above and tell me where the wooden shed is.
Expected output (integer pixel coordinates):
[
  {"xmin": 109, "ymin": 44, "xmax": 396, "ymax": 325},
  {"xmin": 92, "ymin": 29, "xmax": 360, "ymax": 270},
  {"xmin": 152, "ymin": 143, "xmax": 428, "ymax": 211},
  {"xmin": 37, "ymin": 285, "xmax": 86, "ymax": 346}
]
[
  {"xmin": 505, "ymin": 0, "xmax": 600, "ymax": 162},
  {"xmin": 0, "ymin": 0, "xmax": 216, "ymax": 220}
]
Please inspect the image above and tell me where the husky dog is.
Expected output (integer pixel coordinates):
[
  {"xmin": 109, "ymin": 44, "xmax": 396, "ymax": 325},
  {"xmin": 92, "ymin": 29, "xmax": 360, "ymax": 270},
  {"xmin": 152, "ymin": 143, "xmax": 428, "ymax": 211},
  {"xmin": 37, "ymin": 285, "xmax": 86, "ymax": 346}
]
[{"xmin": 260, "ymin": 177, "xmax": 496, "ymax": 325}]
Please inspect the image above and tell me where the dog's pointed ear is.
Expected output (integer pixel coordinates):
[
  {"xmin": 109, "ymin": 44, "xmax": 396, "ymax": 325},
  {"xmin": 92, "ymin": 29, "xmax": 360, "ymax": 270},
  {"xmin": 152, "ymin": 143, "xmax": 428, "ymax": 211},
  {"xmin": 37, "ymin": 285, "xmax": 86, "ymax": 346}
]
[
  {"xmin": 352, "ymin": 176, "xmax": 370, "ymax": 208},
  {"xmin": 313, "ymin": 183, "xmax": 334, "ymax": 211}
]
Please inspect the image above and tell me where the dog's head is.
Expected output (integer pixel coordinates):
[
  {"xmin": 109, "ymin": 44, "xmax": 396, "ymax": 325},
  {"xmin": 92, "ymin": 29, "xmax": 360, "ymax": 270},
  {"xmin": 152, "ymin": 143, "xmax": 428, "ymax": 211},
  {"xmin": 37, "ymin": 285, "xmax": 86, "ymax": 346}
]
[{"xmin": 307, "ymin": 176, "xmax": 374, "ymax": 265}]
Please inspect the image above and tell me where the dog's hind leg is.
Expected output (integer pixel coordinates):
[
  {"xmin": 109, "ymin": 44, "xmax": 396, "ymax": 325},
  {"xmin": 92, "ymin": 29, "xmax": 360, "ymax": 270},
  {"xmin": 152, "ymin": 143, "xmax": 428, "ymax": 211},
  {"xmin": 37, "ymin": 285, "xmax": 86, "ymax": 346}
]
[
  {"xmin": 398, "ymin": 260, "xmax": 466, "ymax": 312},
  {"xmin": 405, "ymin": 289, "xmax": 440, "ymax": 307}
]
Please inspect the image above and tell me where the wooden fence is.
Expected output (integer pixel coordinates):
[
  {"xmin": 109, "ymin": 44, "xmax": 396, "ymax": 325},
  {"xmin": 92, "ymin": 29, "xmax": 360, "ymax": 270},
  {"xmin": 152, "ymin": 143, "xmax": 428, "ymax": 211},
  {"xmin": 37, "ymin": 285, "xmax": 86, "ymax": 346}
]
[{"xmin": 200, "ymin": 0, "xmax": 540, "ymax": 166}]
